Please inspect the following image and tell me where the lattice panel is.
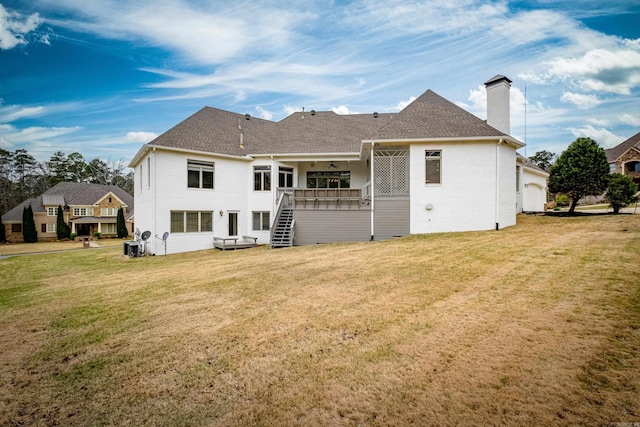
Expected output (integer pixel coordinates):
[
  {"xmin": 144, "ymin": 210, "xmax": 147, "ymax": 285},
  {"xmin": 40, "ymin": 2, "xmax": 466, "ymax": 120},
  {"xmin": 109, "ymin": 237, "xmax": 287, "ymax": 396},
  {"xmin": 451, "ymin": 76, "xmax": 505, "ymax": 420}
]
[
  {"xmin": 374, "ymin": 157, "xmax": 392, "ymax": 195},
  {"xmin": 374, "ymin": 151, "xmax": 409, "ymax": 196},
  {"xmin": 391, "ymin": 156, "xmax": 409, "ymax": 195}
]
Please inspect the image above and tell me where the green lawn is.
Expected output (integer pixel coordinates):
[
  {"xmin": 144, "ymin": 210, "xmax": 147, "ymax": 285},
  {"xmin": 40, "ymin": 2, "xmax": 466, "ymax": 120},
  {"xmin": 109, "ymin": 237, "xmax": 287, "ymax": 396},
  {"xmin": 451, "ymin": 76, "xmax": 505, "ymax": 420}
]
[{"xmin": 1, "ymin": 214, "xmax": 639, "ymax": 426}]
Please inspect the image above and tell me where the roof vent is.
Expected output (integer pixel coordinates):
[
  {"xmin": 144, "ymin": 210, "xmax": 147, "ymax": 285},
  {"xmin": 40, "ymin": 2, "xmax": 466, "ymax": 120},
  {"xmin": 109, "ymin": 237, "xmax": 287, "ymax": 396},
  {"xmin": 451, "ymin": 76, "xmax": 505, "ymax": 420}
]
[
  {"xmin": 373, "ymin": 112, "xmax": 378, "ymax": 118},
  {"xmin": 244, "ymin": 114, "xmax": 251, "ymax": 120},
  {"xmin": 310, "ymin": 110, "xmax": 316, "ymax": 116}
]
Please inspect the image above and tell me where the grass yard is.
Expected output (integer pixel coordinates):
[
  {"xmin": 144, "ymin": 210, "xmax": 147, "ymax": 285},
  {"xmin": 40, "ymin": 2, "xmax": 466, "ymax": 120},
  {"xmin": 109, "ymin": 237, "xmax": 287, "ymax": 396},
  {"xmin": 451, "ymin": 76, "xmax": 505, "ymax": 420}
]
[{"xmin": 1, "ymin": 214, "xmax": 639, "ymax": 426}]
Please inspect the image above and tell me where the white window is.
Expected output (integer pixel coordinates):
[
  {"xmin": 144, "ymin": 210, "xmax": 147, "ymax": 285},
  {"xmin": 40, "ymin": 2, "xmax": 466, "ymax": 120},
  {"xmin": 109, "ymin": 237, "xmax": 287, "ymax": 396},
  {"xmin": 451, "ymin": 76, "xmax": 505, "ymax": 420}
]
[
  {"xmin": 609, "ymin": 163, "xmax": 617, "ymax": 173},
  {"xmin": 46, "ymin": 223, "xmax": 57, "ymax": 233},
  {"xmin": 101, "ymin": 208, "xmax": 118, "ymax": 217},
  {"xmin": 147, "ymin": 157, "xmax": 151, "ymax": 189},
  {"xmin": 188, "ymin": 160, "xmax": 215, "ymax": 189},
  {"xmin": 279, "ymin": 167, "xmax": 294, "ymax": 188},
  {"xmin": 254, "ymin": 166, "xmax": 271, "ymax": 191},
  {"xmin": 73, "ymin": 207, "xmax": 92, "ymax": 216},
  {"xmin": 252, "ymin": 211, "xmax": 270, "ymax": 231},
  {"xmin": 516, "ymin": 165, "xmax": 521, "ymax": 192},
  {"xmin": 47, "ymin": 207, "xmax": 58, "ymax": 216},
  {"xmin": 170, "ymin": 211, "xmax": 213, "ymax": 233},
  {"xmin": 425, "ymin": 151, "xmax": 441, "ymax": 184},
  {"xmin": 102, "ymin": 223, "xmax": 117, "ymax": 234}
]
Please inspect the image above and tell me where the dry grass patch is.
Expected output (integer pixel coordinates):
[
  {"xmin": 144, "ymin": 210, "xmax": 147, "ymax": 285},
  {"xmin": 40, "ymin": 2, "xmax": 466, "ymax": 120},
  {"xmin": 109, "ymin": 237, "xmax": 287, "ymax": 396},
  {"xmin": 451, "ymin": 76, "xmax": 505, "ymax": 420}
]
[
  {"xmin": 0, "ymin": 238, "xmax": 125, "ymax": 256},
  {"xmin": 1, "ymin": 214, "xmax": 639, "ymax": 426}
]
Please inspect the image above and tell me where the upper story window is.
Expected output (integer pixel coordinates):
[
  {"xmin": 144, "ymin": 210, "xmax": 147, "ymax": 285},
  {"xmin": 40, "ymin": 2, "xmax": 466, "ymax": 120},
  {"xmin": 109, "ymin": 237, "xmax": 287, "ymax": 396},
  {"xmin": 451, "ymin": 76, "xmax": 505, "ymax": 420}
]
[
  {"xmin": 47, "ymin": 207, "xmax": 59, "ymax": 216},
  {"xmin": 101, "ymin": 207, "xmax": 118, "ymax": 217},
  {"xmin": 188, "ymin": 160, "xmax": 215, "ymax": 189},
  {"xmin": 73, "ymin": 207, "xmax": 92, "ymax": 216},
  {"xmin": 307, "ymin": 171, "xmax": 350, "ymax": 188},
  {"xmin": 254, "ymin": 166, "xmax": 271, "ymax": 191},
  {"xmin": 425, "ymin": 150, "xmax": 441, "ymax": 184}
]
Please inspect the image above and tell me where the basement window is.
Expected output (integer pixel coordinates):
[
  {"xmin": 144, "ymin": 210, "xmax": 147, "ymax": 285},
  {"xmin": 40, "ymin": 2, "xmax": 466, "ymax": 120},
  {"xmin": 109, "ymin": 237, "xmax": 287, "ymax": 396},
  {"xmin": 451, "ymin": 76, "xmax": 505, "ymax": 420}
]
[
  {"xmin": 170, "ymin": 211, "xmax": 213, "ymax": 233},
  {"xmin": 252, "ymin": 211, "xmax": 270, "ymax": 231}
]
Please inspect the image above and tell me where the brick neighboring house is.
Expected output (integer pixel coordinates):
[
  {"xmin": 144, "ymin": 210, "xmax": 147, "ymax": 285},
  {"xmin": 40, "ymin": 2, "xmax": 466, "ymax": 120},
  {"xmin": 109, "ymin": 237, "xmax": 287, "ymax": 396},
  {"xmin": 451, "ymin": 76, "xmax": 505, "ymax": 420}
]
[
  {"xmin": 605, "ymin": 130, "xmax": 640, "ymax": 186},
  {"xmin": 2, "ymin": 182, "xmax": 134, "ymax": 243}
]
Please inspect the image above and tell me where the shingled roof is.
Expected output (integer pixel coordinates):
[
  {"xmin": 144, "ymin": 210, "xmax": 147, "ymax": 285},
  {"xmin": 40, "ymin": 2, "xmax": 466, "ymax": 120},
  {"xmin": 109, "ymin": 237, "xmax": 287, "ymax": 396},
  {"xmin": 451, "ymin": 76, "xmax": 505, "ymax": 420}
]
[
  {"xmin": 141, "ymin": 88, "xmax": 510, "ymax": 159},
  {"xmin": 605, "ymin": 130, "xmax": 640, "ymax": 162},
  {"xmin": 3, "ymin": 182, "xmax": 134, "ymax": 221},
  {"xmin": 371, "ymin": 90, "xmax": 506, "ymax": 140}
]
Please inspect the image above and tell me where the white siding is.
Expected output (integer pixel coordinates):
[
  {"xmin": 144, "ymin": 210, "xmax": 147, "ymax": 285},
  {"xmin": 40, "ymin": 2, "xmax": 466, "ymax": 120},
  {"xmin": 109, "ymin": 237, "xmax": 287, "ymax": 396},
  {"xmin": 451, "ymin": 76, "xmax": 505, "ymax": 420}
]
[
  {"xmin": 136, "ymin": 150, "xmax": 252, "ymax": 255},
  {"xmin": 409, "ymin": 142, "xmax": 504, "ymax": 234},
  {"xmin": 497, "ymin": 144, "xmax": 517, "ymax": 229}
]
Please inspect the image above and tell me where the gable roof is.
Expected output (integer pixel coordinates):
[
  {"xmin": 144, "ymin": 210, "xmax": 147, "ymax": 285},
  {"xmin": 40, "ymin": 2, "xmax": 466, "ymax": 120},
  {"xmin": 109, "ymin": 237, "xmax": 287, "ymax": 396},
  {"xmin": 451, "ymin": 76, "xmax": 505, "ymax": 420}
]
[
  {"xmin": 605, "ymin": 131, "xmax": 640, "ymax": 162},
  {"xmin": 371, "ymin": 90, "xmax": 507, "ymax": 140},
  {"xmin": 132, "ymin": 87, "xmax": 519, "ymax": 166},
  {"xmin": 2, "ymin": 182, "xmax": 134, "ymax": 222}
]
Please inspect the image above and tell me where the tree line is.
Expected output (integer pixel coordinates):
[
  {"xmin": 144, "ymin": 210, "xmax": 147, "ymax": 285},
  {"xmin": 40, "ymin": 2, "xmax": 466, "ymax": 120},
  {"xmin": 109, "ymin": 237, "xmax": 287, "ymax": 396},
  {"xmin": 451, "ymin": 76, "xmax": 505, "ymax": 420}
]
[{"xmin": 0, "ymin": 148, "xmax": 133, "ymax": 214}]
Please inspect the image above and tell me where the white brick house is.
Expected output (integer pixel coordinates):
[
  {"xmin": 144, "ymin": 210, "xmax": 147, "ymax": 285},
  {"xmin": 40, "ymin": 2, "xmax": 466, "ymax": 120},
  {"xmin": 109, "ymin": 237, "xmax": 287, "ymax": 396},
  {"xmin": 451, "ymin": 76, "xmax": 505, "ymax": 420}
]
[{"xmin": 130, "ymin": 75, "xmax": 539, "ymax": 255}]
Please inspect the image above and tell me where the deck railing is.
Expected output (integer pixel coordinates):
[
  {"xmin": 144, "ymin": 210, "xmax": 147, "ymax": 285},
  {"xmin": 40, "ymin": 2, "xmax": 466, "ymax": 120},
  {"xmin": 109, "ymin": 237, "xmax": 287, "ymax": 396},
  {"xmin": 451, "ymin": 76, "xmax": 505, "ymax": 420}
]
[{"xmin": 291, "ymin": 188, "xmax": 364, "ymax": 209}]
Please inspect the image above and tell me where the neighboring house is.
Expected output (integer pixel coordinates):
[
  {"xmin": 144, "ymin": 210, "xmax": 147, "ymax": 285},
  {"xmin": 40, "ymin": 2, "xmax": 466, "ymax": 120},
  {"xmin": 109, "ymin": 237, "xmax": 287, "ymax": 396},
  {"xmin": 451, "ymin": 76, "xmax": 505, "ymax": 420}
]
[
  {"xmin": 2, "ymin": 182, "xmax": 134, "ymax": 243},
  {"xmin": 518, "ymin": 156, "xmax": 549, "ymax": 212},
  {"xmin": 130, "ymin": 75, "xmax": 534, "ymax": 255},
  {"xmin": 605, "ymin": 130, "xmax": 640, "ymax": 186}
]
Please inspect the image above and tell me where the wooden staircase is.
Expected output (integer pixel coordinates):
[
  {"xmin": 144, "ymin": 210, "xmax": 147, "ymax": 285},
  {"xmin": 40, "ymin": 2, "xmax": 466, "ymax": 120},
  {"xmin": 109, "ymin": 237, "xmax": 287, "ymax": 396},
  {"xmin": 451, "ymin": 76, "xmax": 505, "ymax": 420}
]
[{"xmin": 270, "ymin": 208, "xmax": 294, "ymax": 248}]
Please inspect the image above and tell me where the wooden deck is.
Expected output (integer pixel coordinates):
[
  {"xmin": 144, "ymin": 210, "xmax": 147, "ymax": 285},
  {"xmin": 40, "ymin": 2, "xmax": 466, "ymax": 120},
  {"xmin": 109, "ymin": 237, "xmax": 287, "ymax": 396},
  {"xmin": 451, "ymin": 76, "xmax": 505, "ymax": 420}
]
[{"xmin": 213, "ymin": 236, "xmax": 258, "ymax": 250}]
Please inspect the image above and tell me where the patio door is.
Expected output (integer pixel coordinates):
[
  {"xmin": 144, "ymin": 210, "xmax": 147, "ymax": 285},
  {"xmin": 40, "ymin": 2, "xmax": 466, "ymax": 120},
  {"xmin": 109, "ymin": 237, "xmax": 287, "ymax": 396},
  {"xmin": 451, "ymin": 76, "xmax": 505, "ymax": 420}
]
[{"xmin": 228, "ymin": 212, "xmax": 238, "ymax": 236}]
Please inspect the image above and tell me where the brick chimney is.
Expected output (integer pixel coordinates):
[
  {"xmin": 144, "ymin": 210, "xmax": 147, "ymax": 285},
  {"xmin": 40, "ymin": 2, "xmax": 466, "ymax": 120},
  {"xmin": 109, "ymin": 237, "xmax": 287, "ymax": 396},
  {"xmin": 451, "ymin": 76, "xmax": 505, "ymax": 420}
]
[{"xmin": 484, "ymin": 75, "xmax": 512, "ymax": 135}]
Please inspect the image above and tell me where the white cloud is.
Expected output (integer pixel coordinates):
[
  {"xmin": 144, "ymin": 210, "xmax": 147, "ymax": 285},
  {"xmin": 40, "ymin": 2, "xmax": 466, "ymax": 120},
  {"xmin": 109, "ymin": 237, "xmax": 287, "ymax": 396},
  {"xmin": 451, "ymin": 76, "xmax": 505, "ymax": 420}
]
[
  {"xmin": 0, "ymin": 124, "xmax": 81, "ymax": 150},
  {"xmin": 347, "ymin": 0, "xmax": 507, "ymax": 35},
  {"xmin": 254, "ymin": 106, "xmax": 273, "ymax": 121},
  {"xmin": 495, "ymin": 9, "xmax": 580, "ymax": 46},
  {"xmin": 518, "ymin": 73, "xmax": 549, "ymax": 85},
  {"xmin": 44, "ymin": 1, "xmax": 311, "ymax": 66},
  {"xmin": 126, "ymin": 131, "xmax": 158, "ymax": 143},
  {"xmin": 283, "ymin": 105, "xmax": 298, "ymax": 117},
  {"xmin": 0, "ymin": 104, "xmax": 46, "ymax": 122},
  {"xmin": 588, "ymin": 118, "xmax": 609, "ymax": 127},
  {"xmin": 620, "ymin": 114, "xmax": 640, "ymax": 126},
  {"xmin": 332, "ymin": 106, "xmax": 358, "ymax": 115},
  {"xmin": 560, "ymin": 92, "xmax": 601, "ymax": 109},
  {"xmin": 0, "ymin": 4, "xmax": 42, "ymax": 50},
  {"xmin": 567, "ymin": 125, "xmax": 624, "ymax": 148},
  {"xmin": 548, "ymin": 47, "xmax": 640, "ymax": 95},
  {"xmin": 394, "ymin": 96, "xmax": 417, "ymax": 111}
]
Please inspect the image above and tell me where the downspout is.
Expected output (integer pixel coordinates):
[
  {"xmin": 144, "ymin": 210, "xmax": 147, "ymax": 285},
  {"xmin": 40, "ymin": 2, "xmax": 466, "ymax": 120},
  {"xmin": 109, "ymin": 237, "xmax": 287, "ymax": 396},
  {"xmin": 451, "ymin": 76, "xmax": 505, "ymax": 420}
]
[
  {"xmin": 370, "ymin": 142, "xmax": 375, "ymax": 241},
  {"xmin": 495, "ymin": 139, "xmax": 503, "ymax": 230},
  {"xmin": 151, "ymin": 147, "xmax": 157, "ymax": 253}
]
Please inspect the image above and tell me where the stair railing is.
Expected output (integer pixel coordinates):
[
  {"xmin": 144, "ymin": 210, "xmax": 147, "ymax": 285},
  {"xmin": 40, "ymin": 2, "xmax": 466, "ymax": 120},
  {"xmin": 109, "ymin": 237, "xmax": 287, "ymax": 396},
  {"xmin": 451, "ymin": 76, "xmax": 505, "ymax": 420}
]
[{"xmin": 270, "ymin": 191, "xmax": 289, "ymax": 248}]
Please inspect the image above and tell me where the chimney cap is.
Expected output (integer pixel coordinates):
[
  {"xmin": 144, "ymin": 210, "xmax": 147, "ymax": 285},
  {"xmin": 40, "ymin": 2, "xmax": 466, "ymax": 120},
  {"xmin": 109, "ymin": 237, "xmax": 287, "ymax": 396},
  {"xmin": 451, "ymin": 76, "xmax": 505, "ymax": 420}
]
[{"xmin": 484, "ymin": 74, "xmax": 512, "ymax": 87}]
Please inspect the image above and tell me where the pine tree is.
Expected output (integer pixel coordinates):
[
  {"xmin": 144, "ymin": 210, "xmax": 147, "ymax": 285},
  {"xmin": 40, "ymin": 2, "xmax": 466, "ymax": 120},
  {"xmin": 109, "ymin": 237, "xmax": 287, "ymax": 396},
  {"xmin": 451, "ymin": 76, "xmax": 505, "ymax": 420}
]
[
  {"xmin": 56, "ymin": 204, "xmax": 71, "ymax": 240},
  {"xmin": 22, "ymin": 205, "xmax": 38, "ymax": 243},
  {"xmin": 116, "ymin": 207, "xmax": 128, "ymax": 238}
]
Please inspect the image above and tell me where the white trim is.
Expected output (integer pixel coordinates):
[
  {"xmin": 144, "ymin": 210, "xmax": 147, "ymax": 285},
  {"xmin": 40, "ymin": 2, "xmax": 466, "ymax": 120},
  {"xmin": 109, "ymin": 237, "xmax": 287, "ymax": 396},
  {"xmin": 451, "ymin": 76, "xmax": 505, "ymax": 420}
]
[
  {"xmin": 362, "ymin": 135, "xmax": 525, "ymax": 149},
  {"xmin": 129, "ymin": 144, "xmax": 253, "ymax": 168}
]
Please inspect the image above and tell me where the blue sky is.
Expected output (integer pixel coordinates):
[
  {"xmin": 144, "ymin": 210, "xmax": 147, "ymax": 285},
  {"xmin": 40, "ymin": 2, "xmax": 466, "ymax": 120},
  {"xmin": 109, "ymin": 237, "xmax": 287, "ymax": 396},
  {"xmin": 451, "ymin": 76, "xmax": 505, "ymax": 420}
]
[{"xmin": 1, "ymin": 0, "xmax": 639, "ymax": 164}]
